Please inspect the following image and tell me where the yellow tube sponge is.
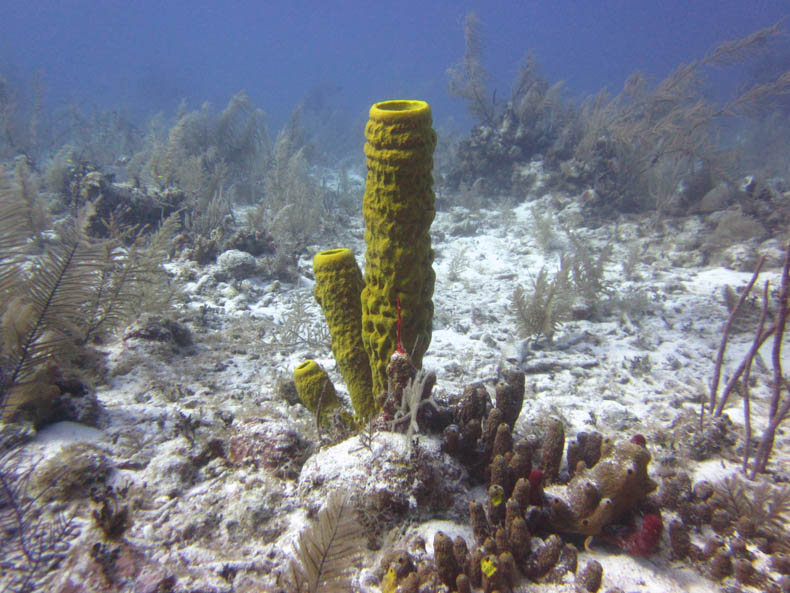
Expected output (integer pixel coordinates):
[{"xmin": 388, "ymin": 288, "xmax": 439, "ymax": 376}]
[
  {"xmin": 293, "ymin": 360, "xmax": 339, "ymax": 424},
  {"xmin": 313, "ymin": 248, "xmax": 375, "ymax": 419},
  {"xmin": 361, "ymin": 100, "xmax": 437, "ymax": 397}
]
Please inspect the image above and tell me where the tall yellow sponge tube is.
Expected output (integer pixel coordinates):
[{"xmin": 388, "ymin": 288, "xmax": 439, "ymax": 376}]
[
  {"xmin": 313, "ymin": 248, "xmax": 375, "ymax": 419},
  {"xmin": 361, "ymin": 100, "xmax": 437, "ymax": 397}
]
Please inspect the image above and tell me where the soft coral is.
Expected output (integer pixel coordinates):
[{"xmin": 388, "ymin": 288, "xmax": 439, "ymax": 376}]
[
  {"xmin": 599, "ymin": 513, "xmax": 663, "ymax": 556},
  {"xmin": 528, "ymin": 469, "xmax": 545, "ymax": 505}
]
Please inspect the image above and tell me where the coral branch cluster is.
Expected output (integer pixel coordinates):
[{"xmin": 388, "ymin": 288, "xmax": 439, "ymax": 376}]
[
  {"xmin": 709, "ymin": 243, "xmax": 790, "ymax": 476},
  {"xmin": 375, "ymin": 368, "xmax": 661, "ymax": 592}
]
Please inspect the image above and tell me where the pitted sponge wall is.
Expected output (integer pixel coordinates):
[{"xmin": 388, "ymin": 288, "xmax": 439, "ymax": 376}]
[
  {"xmin": 361, "ymin": 100, "xmax": 437, "ymax": 397},
  {"xmin": 293, "ymin": 360, "xmax": 338, "ymax": 425},
  {"xmin": 313, "ymin": 248, "xmax": 374, "ymax": 419}
]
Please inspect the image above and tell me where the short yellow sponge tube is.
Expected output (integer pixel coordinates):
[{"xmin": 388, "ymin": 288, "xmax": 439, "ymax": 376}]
[
  {"xmin": 313, "ymin": 248, "xmax": 375, "ymax": 419},
  {"xmin": 293, "ymin": 360, "xmax": 339, "ymax": 424},
  {"xmin": 361, "ymin": 100, "xmax": 437, "ymax": 397}
]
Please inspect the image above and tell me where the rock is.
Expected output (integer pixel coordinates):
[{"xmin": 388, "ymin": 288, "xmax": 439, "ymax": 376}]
[
  {"xmin": 51, "ymin": 388, "xmax": 103, "ymax": 427},
  {"xmin": 32, "ymin": 442, "xmax": 113, "ymax": 502},
  {"xmin": 146, "ymin": 451, "xmax": 196, "ymax": 495},
  {"xmin": 224, "ymin": 229, "xmax": 276, "ymax": 257},
  {"xmin": 217, "ymin": 249, "xmax": 259, "ymax": 280},
  {"xmin": 576, "ymin": 559, "xmax": 603, "ymax": 592},
  {"xmin": 717, "ymin": 243, "xmax": 763, "ymax": 272},
  {"xmin": 123, "ymin": 315, "xmax": 192, "ymax": 348},
  {"xmin": 51, "ymin": 540, "xmax": 174, "ymax": 593},
  {"xmin": 695, "ymin": 184, "xmax": 736, "ymax": 213},
  {"xmin": 298, "ymin": 433, "xmax": 471, "ymax": 528},
  {"xmin": 229, "ymin": 418, "xmax": 313, "ymax": 478}
]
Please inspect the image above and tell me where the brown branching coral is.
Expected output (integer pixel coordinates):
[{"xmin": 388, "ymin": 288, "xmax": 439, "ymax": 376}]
[
  {"xmin": 574, "ymin": 21, "xmax": 790, "ymax": 212},
  {"xmin": 1, "ymin": 205, "xmax": 104, "ymax": 421},
  {"xmin": 512, "ymin": 266, "xmax": 571, "ymax": 343},
  {"xmin": 447, "ymin": 12, "xmax": 497, "ymax": 126},
  {"xmin": 139, "ymin": 91, "xmax": 270, "ymax": 202},
  {"xmin": 0, "ymin": 166, "xmax": 178, "ymax": 423},
  {"xmin": 512, "ymin": 236, "xmax": 611, "ymax": 344},
  {"xmin": 367, "ymin": 369, "xmax": 668, "ymax": 592},
  {"xmin": 446, "ymin": 20, "xmax": 790, "ymax": 208},
  {"xmin": 445, "ymin": 16, "xmax": 579, "ymax": 194},
  {"xmin": 263, "ymin": 111, "xmax": 322, "ymax": 252},
  {"xmin": 710, "ymin": 244, "xmax": 790, "ymax": 476},
  {"xmin": 453, "ymin": 381, "xmax": 655, "ymax": 535},
  {"xmin": 0, "ymin": 73, "xmax": 48, "ymax": 162},
  {"xmin": 710, "ymin": 474, "xmax": 790, "ymax": 550}
]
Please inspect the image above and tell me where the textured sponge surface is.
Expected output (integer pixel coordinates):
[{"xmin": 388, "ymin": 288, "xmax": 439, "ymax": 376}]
[
  {"xmin": 293, "ymin": 360, "xmax": 339, "ymax": 423},
  {"xmin": 361, "ymin": 100, "xmax": 437, "ymax": 396},
  {"xmin": 313, "ymin": 248, "xmax": 374, "ymax": 418}
]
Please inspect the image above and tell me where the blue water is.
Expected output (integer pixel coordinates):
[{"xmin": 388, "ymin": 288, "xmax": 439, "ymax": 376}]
[{"xmin": 2, "ymin": 0, "xmax": 787, "ymax": 132}]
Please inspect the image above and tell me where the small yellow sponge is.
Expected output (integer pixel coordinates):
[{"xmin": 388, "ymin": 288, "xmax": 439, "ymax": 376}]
[
  {"xmin": 293, "ymin": 360, "xmax": 339, "ymax": 424},
  {"xmin": 361, "ymin": 100, "xmax": 437, "ymax": 397},
  {"xmin": 313, "ymin": 248, "xmax": 375, "ymax": 419}
]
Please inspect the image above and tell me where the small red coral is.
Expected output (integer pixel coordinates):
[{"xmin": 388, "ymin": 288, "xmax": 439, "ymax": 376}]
[
  {"xmin": 630, "ymin": 434, "xmax": 647, "ymax": 447},
  {"xmin": 395, "ymin": 295, "xmax": 406, "ymax": 355},
  {"xmin": 600, "ymin": 513, "xmax": 663, "ymax": 556},
  {"xmin": 528, "ymin": 469, "xmax": 545, "ymax": 505}
]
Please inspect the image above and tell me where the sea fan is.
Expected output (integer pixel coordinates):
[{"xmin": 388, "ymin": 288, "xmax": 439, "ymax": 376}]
[
  {"xmin": 287, "ymin": 492, "xmax": 366, "ymax": 593},
  {"xmin": 0, "ymin": 207, "xmax": 102, "ymax": 420},
  {"xmin": 0, "ymin": 165, "xmax": 178, "ymax": 421}
]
